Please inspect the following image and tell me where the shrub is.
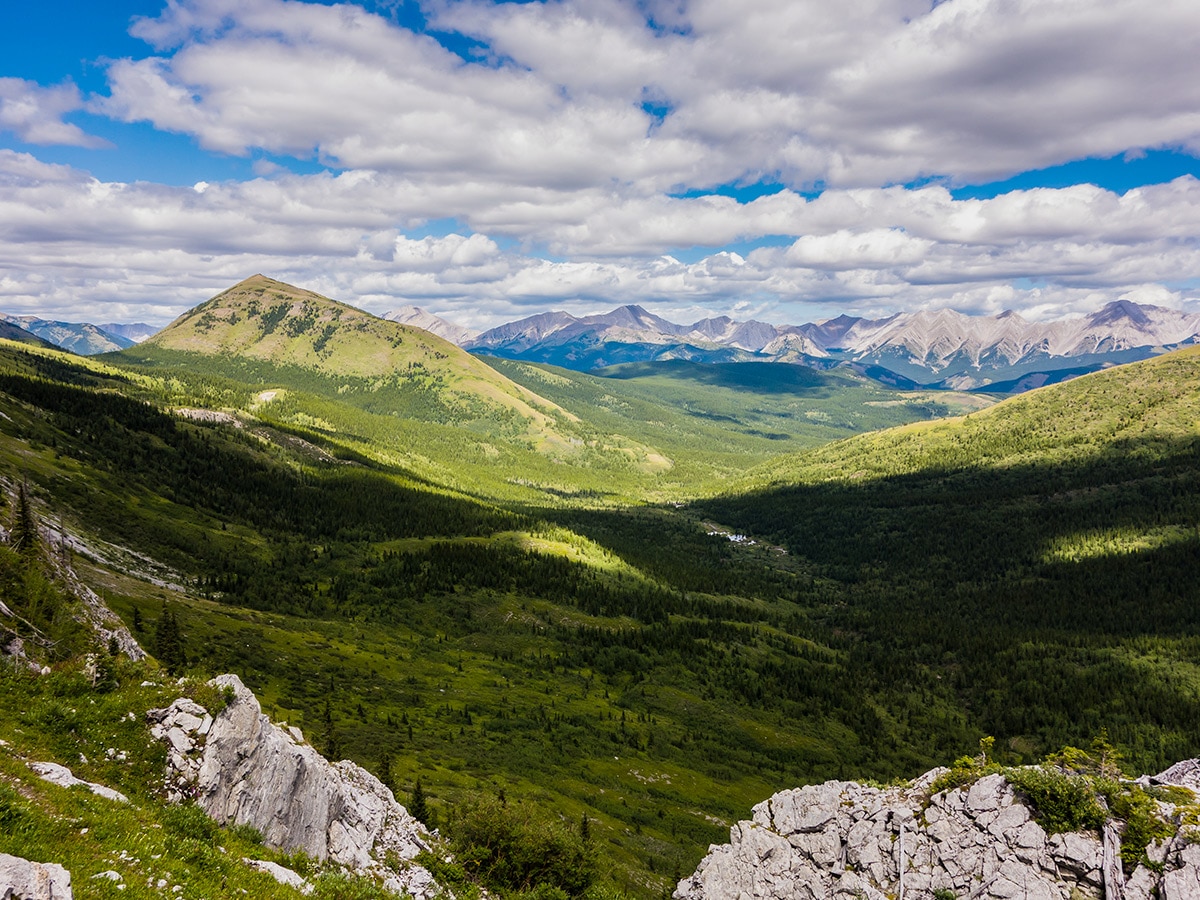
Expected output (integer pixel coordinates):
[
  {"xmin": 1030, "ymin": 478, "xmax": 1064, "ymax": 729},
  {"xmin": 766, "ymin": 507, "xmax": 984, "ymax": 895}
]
[
  {"xmin": 1102, "ymin": 783, "xmax": 1172, "ymax": 871},
  {"xmin": 447, "ymin": 795, "xmax": 597, "ymax": 898},
  {"xmin": 1005, "ymin": 767, "xmax": 1106, "ymax": 834},
  {"xmin": 162, "ymin": 802, "xmax": 219, "ymax": 842}
]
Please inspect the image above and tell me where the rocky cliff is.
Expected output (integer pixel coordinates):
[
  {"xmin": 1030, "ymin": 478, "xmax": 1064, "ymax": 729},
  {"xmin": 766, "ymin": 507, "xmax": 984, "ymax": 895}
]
[
  {"xmin": 676, "ymin": 765, "xmax": 1200, "ymax": 900},
  {"xmin": 148, "ymin": 674, "xmax": 439, "ymax": 899}
]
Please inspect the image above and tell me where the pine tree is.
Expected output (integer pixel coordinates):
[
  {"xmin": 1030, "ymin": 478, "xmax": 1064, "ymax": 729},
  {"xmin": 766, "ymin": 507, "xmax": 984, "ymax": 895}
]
[
  {"xmin": 409, "ymin": 776, "xmax": 429, "ymax": 825},
  {"xmin": 378, "ymin": 750, "xmax": 394, "ymax": 794},
  {"xmin": 154, "ymin": 606, "xmax": 186, "ymax": 674},
  {"xmin": 322, "ymin": 700, "xmax": 341, "ymax": 761},
  {"xmin": 9, "ymin": 481, "xmax": 37, "ymax": 556}
]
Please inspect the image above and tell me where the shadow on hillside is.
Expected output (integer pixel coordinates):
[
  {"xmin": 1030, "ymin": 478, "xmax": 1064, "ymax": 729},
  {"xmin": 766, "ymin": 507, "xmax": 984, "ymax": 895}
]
[
  {"xmin": 595, "ymin": 359, "xmax": 836, "ymax": 395},
  {"xmin": 548, "ymin": 432, "xmax": 1200, "ymax": 639}
]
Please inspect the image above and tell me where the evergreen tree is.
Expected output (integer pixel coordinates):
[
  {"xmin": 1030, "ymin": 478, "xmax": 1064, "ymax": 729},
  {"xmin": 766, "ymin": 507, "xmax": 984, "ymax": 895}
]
[
  {"xmin": 409, "ymin": 776, "xmax": 429, "ymax": 825},
  {"xmin": 9, "ymin": 481, "xmax": 37, "ymax": 556},
  {"xmin": 154, "ymin": 606, "xmax": 186, "ymax": 674},
  {"xmin": 322, "ymin": 700, "xmax": 341, "ymax": 760},
  {"xmin": 378, "ymin": 750, "xmax": 394, "ymax": 794}
]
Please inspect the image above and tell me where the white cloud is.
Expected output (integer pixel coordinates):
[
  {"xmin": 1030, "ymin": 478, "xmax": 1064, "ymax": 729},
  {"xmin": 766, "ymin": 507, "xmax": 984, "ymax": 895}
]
[
  {"xmin": 2, "ymin": 146, "xmax": 1200, "ymax": 326},
  {"xmin": 5, "ymin": 0, "xmax": 1200, "ymax": 327},
  {"xmin": 0, "ymin": 79, "xmax": 110, "ymax": 149}
]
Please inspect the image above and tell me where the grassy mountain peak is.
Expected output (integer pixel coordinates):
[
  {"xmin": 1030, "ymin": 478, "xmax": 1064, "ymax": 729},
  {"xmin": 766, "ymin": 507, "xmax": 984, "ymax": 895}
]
[{"xmin": 138, "ymin": 274, "xmax": 572, "ymax": 436}]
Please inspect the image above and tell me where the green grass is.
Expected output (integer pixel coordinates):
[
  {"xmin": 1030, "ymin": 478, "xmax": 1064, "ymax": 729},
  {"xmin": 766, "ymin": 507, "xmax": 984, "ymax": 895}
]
[
  {"xmin": 0, "ymin": 664, "xmax": 402, "ymax": 899},
  {"xmin": 3, "ymin": 338, "xmax": 1200, "ymax": 897}
]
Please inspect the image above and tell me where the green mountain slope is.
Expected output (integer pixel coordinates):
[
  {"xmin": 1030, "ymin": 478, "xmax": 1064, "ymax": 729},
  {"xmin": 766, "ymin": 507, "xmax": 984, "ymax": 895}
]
[
  {"xmin": 136, "ymin": 274, "xmax": 570, "ymax": 436},
  {"xmin": 479, "ymin": 357, "xmax": 993, "ymax": 494},
  {"xmin": 4, "ymin": 333, "xmax": 1199, "ymax": 897},
  {"xmin": 695, "ymin": 346, "xmax": 1200, "ymax": 762},
  {"xmin": 117, "ymin": 276, "xmax": 987, "ymax": 503}
]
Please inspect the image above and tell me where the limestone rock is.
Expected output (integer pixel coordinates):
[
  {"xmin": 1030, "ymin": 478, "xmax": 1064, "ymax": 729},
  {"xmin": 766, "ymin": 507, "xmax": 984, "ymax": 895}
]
[
  {"xmin": 27, "ymin": 761, "xmax": 128, "ymax": 804},
  {"xmin": 1152, "ymin": 759, "xmax": 1200, "ymax": 791},
  {"xmin": 675, "ymin": 765, "xmax": 1200, "ymax": 900},
  {"xmin": 0, "ymin": 852, "xmax": 73, "ymax": 900},
  {"xmin": 244, "ymin": 859, "xmax": 312, "ymax": 894},
  {"xmin": 149, "ymin": 674, "xmax": 439, "ymax": 900}
]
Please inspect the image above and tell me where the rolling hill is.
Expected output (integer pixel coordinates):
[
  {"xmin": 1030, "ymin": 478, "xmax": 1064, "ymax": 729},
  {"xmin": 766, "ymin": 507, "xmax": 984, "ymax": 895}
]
[
  {"xmin": 118, "ymin": 275, "xmax": 974, "ymax": 503},
  {"xmin": 139, "ymin": 274, "xmax": 565, "ymax": 428}
]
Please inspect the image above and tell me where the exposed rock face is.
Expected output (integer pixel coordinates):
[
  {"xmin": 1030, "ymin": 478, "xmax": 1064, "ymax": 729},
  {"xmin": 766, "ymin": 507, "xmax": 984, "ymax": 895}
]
[
  {"xmin": 148, "ymin": 674, "xmax": 438, "ymax": 900},
  {"xmin": 0, "ymin": 852, "xmax": 73, "ymax": 900},
  {"xmin": 676, "ymin": 765, "xmax": 1200, "ymax": 900}
]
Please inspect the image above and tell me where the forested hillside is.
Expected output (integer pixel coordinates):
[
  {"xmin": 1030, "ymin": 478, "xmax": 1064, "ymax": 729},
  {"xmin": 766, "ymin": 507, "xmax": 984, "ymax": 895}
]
[
  {"xmin": 698, "ymin": 348, "xmax": 1200, "ymax": 763},
  {"xmin": 1, "ymin": 324, "xmax": 1198, "ymax": 898}
]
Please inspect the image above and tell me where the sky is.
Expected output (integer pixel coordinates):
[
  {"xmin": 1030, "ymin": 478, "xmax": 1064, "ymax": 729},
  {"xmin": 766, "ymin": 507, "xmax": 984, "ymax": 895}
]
[{"xmin": 3, "ymin": 0, "xmax": 1200, "ymax": 330}]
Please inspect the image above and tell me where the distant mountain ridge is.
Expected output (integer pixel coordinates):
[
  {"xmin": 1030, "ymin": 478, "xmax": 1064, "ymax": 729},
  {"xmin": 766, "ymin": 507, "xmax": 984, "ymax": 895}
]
[
  {"xmin": 100, "ymin": 322, "xmax": 159, "ymax": 343},
  {"xmin": 0, "ymin": 319, "xmax": 59, "ymax": 349},
  {"xmin": 460, "ymin": 300, "xmax": 1200, "ymax": 390},
  {"xmin": 0, "ymin": 314, "xmax": 134, "ymax": 355},
  {"xmin": 382, "ymin": 305, "xmax": 478, "ymax": 345}
]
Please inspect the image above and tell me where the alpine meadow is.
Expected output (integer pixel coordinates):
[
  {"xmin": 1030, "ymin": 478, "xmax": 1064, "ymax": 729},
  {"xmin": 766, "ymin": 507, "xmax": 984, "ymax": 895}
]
[{"xmin": 2, "ymin": 272, "xmax": 1199, "ymax": 898}]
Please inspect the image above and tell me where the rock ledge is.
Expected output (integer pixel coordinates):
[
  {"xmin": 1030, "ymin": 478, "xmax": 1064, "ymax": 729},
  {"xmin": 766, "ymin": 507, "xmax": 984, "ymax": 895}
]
[
  {"xmin": 148, "ymin": 674, "xmax": 439, "ymax": 900},
  {"xmin": 676, "ymin": 764, "xmax": 1200, "ymax": 900}
]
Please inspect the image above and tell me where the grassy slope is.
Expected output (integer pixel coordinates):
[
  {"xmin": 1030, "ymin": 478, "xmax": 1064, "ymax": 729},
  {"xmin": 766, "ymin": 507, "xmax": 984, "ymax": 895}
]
[
  {"xmin": 0, "ymin": 343, "xmax": 816, "ymax": 894},
  {"xmin": 119, "ymin": 276, "xmax": 996, "ymax": 504},
  {"xmin": 137, "ymin": 274, "xmax": 570, "ymax": 439},
  {"xmin": 442, "ymin": 356, "xmax": 992, "ymax": 498},
  {"xmin": 697, "ymin": 346, "xmax": 1200, "ymax": 764},
  {"xmin": 4, "ymin": 337, "xmax": 1200, "ymax": 897},
  {"xmin": 0, "ymin": 664, "xmax": 404, "ymax": 900},
  {"xmin": 736, "ymin": 345, "xmax": 1200, "ymax": 487}
]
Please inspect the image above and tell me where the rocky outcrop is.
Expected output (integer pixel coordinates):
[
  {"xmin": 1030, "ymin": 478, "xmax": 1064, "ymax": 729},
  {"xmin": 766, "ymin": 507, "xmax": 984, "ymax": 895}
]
[
  {"xmin": 676, "ymin": 765, "xmax": 1200, "ymax": 900},
  {"xmin": 0, "ymin": 852, "xmax": 72, "ymax": 900},
  {"xmin": 148, "ymin": 674, "xmax": 439, "ymax": 900},
  {"xmin": 27, "ymin": 761, "xmax": 128, "ymax": 804}
]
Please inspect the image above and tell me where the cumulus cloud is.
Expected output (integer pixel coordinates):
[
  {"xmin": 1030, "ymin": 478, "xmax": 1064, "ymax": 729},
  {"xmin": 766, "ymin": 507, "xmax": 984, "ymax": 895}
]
[
  {"xmin": 4, "ymin": 0, "xmax": 1200, "ymax": 325},
  {"xmin": 2, "ymin": 146, "xmax": 1199, "ymax": 327},
  {"xmin": 0, "ymin": 79, "xmax": 110, "ymax": 149}
]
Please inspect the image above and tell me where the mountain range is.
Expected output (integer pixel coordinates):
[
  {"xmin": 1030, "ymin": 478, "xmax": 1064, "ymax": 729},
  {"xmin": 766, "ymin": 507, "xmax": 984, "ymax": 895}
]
[
  {"xmin": 383, "ymin": 305, "xmax": 479, "ymax": 345},
  {"xmin": 410, "ymin": 299, "xmax": 1200, "ymax": 391},
  {"xmin": 0, "ymin": 314, "xmax": 136, "ymax": 355},
  {"xmin": 8, "ymin": 292, "xmax": 1197, "ymax": 393}
]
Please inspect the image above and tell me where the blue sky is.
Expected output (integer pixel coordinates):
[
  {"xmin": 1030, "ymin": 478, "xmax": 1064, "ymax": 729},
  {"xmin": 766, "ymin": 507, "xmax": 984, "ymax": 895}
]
[{"xmin": 3, "ymin": 0, "xmax": 1200, "ymax": 327}]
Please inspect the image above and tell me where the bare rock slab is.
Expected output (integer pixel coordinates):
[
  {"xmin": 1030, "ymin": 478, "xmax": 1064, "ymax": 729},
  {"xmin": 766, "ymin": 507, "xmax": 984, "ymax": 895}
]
[
  {"xmin": 149, "ymin": 674, "xmax": 439, "ymax": 900},
  {"xmin": 0, "ymin": 853, "xmax": 73, "ymax": 900}
]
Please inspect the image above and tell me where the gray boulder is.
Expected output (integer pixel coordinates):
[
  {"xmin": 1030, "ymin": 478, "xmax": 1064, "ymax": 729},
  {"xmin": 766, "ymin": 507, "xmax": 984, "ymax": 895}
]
[
  {"xmin": 0, "ymin": 853, "xmax": 72, "ymax": 900},
  {"xmin": 676, "ymin": 766, "xmax": 1200, "ymax": 900},
  {"xmin": 148, "ymin": 674, "xmax": 438, "ymax": 899},
  {"xmin": 27, "ymin": 761, "xmax": 128, "ymax": 804}
]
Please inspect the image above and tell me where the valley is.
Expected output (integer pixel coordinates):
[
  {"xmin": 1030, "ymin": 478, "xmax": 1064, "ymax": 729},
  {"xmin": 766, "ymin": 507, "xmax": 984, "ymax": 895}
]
[{"xmin": 2, "ymin": 278, "xmax": 1199, "ymax": 899}]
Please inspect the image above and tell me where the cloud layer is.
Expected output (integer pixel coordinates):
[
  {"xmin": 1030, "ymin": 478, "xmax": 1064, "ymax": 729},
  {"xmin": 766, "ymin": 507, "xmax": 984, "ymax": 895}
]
[{"xmin": 2, "ymin": 0, "xmax": 1200, "ymax": 325}]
